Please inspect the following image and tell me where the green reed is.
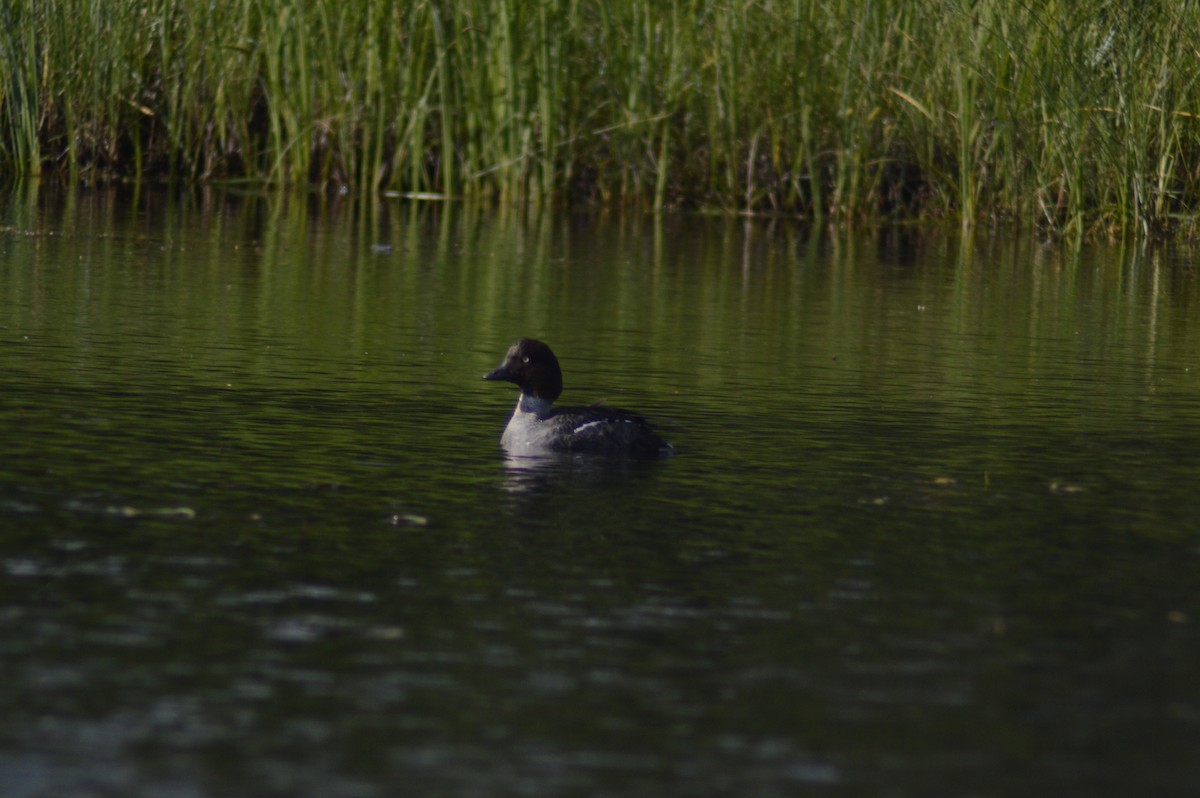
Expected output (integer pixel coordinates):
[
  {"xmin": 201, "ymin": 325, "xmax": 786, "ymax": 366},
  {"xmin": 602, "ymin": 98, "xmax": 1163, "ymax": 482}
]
[{"xmin": 2, "ymin": 0, "xmax": 1200, "ymax": 233}]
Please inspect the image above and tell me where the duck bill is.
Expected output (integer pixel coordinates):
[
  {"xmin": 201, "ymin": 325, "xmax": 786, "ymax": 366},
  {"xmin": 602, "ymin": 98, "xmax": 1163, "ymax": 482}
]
[{"xmin": 482, "ymin": 363, "xmax": 513, "ymax": 382}]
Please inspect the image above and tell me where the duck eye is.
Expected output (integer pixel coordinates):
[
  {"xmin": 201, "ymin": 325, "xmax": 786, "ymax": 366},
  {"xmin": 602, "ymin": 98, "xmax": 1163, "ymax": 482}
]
[{"xmin": 522, "ymin": 356, "xmax": 530, "ymax": 364}]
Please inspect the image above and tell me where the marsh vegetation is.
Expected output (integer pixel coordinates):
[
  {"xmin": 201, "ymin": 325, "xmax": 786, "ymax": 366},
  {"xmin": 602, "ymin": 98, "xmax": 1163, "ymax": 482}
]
[{"xmin": 3, "ymin": 1, "xmax": 1198, "ymax": 233}]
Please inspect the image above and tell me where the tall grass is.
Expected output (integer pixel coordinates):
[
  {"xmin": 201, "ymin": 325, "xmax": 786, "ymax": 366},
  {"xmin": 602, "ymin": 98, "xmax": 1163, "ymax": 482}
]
[{"xmin": 3, "ymin": 0, "xmax": 1200, "ymax": 233}]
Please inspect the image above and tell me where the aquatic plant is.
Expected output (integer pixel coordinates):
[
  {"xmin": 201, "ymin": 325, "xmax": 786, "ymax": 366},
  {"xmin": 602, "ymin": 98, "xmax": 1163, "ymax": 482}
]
[{"xmin": 1, "ymin": 0, "xmax": 1199, "ymax": 233}]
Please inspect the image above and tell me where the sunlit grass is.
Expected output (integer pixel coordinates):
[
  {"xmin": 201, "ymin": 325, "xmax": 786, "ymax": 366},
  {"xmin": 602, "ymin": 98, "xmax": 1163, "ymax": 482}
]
[{"xmin": 2, "ymin": 0, "xmax": 1200, "ymax": 233}]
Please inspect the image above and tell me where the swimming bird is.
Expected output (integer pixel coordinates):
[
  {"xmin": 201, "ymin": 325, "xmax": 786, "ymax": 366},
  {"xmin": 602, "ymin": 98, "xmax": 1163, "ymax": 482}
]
[{"xmin": 483, "ymin": 338, "xmax": 672, "ymax": 458}]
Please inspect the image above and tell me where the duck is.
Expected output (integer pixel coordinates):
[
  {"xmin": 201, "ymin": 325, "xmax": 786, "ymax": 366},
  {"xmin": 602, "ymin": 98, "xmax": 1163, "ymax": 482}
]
[{"xmin": 483, "ymin": 338, "xmax": 673, "ymax": 458}]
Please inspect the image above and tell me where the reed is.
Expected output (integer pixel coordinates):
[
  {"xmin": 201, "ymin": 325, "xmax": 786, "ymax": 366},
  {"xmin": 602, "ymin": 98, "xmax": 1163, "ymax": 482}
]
[{"xmin": 3, "ymin": 0, "xmax": 1200, "ymax": 233}]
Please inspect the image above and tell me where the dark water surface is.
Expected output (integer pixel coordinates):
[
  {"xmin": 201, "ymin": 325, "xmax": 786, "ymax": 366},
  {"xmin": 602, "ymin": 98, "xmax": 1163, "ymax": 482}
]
[{"xmin": 2, "ymin": 188, "xmax": 1199, "ymax": 797}]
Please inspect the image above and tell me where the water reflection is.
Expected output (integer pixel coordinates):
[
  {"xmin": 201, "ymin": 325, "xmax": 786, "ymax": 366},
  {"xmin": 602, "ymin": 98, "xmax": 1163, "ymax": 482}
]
[
  {"xmin": 2, "ymin": 186, "xmax": 1200, "ymax": 797},
  {"xmin": 496, "ymin": 450, "xmax": 672, "ymax": 496}
]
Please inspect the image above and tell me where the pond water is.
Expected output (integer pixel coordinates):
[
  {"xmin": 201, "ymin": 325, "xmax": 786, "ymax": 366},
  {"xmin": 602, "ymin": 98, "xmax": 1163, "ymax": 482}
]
[{"xmin": 2, "ymin": 187, "xmax": 1199, "ymax": 797}]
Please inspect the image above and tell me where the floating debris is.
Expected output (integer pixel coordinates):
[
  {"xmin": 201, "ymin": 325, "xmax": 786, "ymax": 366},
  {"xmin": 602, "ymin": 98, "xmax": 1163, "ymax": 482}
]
[
  {"xmin": 382, "ymin": 191, "xmax": 448, "ymax": 201},
  {"xmin": 369, "ymin": 626, "xmax": 406, "ymax": 640},
  {"xmin": 88, "ymin": 504, "xmax": 196, "ymax": 520},
  {"xmin": 389, "ymin": 513, "xmax": 429, "ymax": 527}
]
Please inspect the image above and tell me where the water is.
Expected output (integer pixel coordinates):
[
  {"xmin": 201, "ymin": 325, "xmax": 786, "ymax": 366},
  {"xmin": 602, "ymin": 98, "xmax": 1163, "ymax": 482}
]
[{"xmin": 2, "ymin": 188, "xmax": 1199, "ymax": 797}]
